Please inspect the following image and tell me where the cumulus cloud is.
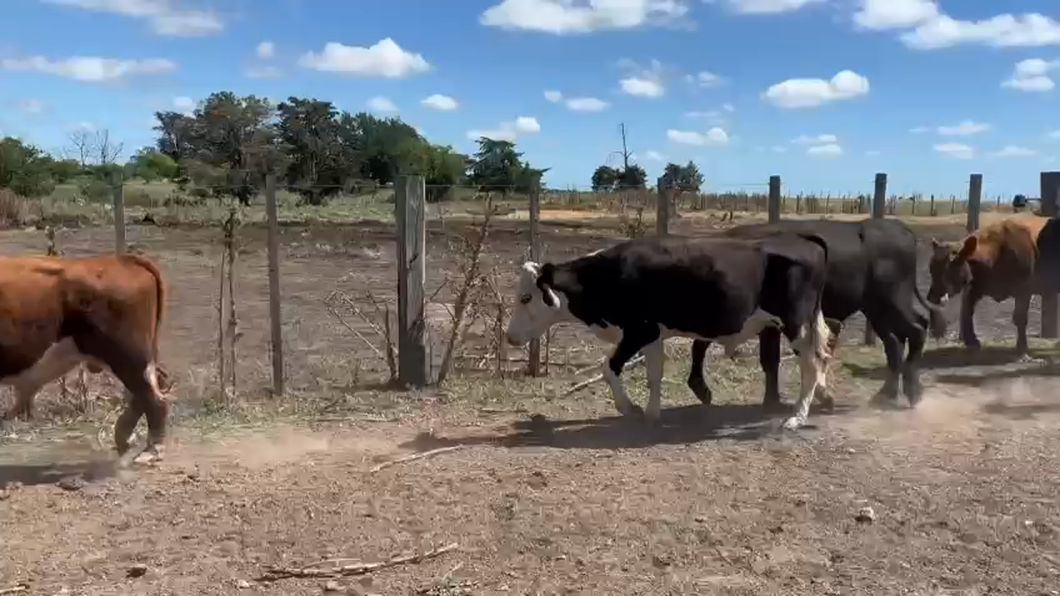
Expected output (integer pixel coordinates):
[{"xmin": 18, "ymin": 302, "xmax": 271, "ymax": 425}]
[
  {"xmin": 467, "ymin": 116, "xmax": 542, "ymax": 141},
  {"xmin": 0, "ymin": 55, "xmax": 176, "ymax": 83},
  {"xmin": 565, "ymin": 96, "xmax": 609, "ymax": 111},
  {"xmin": 685, "ymin": 71, "xmax": 726, "ymax": 88},
  {"xmin": 937, "ymin": 120, "xmax": 990, "ymax": 136},
  {"xmin": 256, "ymin": 41, "xmax": 275, "ymax": 60},
  {"xmin": 544, "ymin": 90, "xmax": 563, "ymax": 102},
  {"xmin": 762, "ymin": 70, "xmax": 869, "ymax": 108},
  {"xmin": 366, "ymin": 96, "xmax": 399, "ymax": 113},
  {"xmin": 1002, "ymin": 58, "xmax": 1060, "ymax": 92},
  {"xmin": 791, "ymin": 134, "xmax": 838, "ymax": 145},
  {"xmin": 43, "ymin": 0, "xmax": 223, "ymax": 36},
  {"xmin": 173, "ymin": 95, "xmax": 195, "ymax": 113},
  {"xmin": 934, "ymin": 143, "xmax": 975, "ymax": 159},
  {"xmin": 479, "ymin": 0, "xmax": 690, "ymax": 34},
  {"xmin": 617, "ymin": 58, "xmax": 667, "ymax": 98},
  {"xmin": 667, "ymin": 127, "xmax": 729, "ymax": 146},
  {"xmin": 988, "ymin": 145, "xmax": 1036, "ymax": 158},
  {"xmin": 901, "ymin": 13, "xmax": 1060, "ymax": 50},
  {"xmin": 853, "ymin": 0, "xmax": 938, "ymax": 31},
  {"xmin": 722, "ymin": 0, "xmax": 824, "ymax": 15},
  {"xmin": 807, "ymin": 143, "xmax": 843, "ymax": 156},
  {"xmin": 421, "ymin": 94, "xmax": 459, "ymax": 111},
  {"xmin": 299, "ymin": 38, "xmax": 431, "ymax": 78}
]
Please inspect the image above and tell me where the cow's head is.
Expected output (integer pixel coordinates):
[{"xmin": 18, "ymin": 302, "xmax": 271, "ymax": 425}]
[
  {"xmin": 927, "ymin": 236, "xmax": 976, "ymax": 304},
  {"xmin": 505, "ymin": 261, "xmax": 570, "ymax": 346}
]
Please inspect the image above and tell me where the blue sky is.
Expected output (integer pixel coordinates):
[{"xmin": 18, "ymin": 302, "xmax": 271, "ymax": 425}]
[{"xmin": 2, "ymin": 0, "xmax": 1060, "ymax": 197}]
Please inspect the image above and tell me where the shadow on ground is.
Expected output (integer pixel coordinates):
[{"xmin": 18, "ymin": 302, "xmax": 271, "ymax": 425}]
[
  {"xmin": 399, "ymin": 401, "xmax": 861, "ymax": 453},
  {"xmin": 0, "ymin": 459, "xmax": 118, "ymax": 488},
  {"xmin": 844, "ymin": 344, "xmax": 1060, "ymax": 383}
]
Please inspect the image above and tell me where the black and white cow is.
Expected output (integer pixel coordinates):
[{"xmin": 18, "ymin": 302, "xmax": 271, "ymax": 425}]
[
  {"xmin": 686, "ymin": 218, "xmax": 946, "ymax": 411},
  {"xmin": 505, "ymin": 233, "xmax": 836, "ymax": 431}
]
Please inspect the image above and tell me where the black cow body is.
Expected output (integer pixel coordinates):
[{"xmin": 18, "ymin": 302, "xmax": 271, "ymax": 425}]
[
  {"xmin": 687, "ymin": 218, "xmax": 944, "ymax": 410},
  {"xmin": 504, "ymin": 233, "xmax": 836, "ymax": 430}
]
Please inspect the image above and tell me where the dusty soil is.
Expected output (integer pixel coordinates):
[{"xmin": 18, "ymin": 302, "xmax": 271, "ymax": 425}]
[{"xmin": 2, "ymin": 213, "xmax": 1060, "ymax": 595}]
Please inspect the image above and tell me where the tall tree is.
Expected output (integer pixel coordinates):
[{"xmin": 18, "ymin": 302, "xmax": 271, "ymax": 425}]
[
  {"xmin": 276, "ymin": 97, "xmax": 346, "ymax": 204},
  {"xmin": 0, "ymin": 137, "xmax": 57, "ymax": 197},
  {"xmin": 592, "ymin": 165, "xmax": 620, "ymax": 191}
]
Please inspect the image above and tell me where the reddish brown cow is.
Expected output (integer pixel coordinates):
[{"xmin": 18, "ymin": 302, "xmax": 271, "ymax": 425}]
[
  {"xmin": 927, "ymin": 214, "xmax": 1049, "ymax": 355},
  {"xmin": 0, "ymin": 253, "xmax": 172, "ymax": 464}
]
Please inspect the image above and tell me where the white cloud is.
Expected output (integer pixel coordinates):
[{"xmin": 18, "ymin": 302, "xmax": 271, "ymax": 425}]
[
  {"xmin": 565, "ymin": 97, "xmax": 609, "ymax": 111},
  {"xmin": 644, "ymin": 150, "xmax": 665, "ymax": 161},
  {"xmin": 853, "ymin": 0, "xmax": 938, "ymax": 31},
  {"xmin": 0, "ymin": 55, "xmax": 176, "ymax": 83},
  {"xmin": 544, "ymin": 90, "xmax": 563, "ymax": 102},
  {"xmin": 934, "ymin": 143, "xmax": 975, "ymax": 159},
  {"xmin": 620, "ymin": 76, "xmax": 665, "ymax": 97},
  {"xmin": 467, "ymin": 116, "xmax": 542, "ymax": 141},
  {"xmin": 900, "ymin": 13, "xmax": 1060, "ymax": 50},
  {"xmin": 937, "ymin": 120, "xmax": 990, "ymax": 136},
  {"xmin": 667, "ymin": 127, "xmax": 729, "ymax": 146},
  {"xmin": 479, "ymin": 0, "xmax": 690, "ymax": 34},
  {"xmin": 367, "ymin": 96, "xmax": 399, "ymax": 113},
  {"xmin": 791, "ymin": 133, "xmax": 838, "ymax": 145},
  {"xmin": 722, "ymin": 0, "xmax": 824, "ymax": 15},
  {"xmin": 1002, "ymin": 58, "xmax": 1060, "ymax": 92},
  {"xmin": 245, "ymin": 65, "xmax": 282, "ymax": 79},
  {"xmin": 686, "ymin": 71, "xmax": 726, "ymax": 88},
  {"xmin": 43, "ymin": 0, "xmax": 223, "ymax": 36},
  {"xmin": 18, "ymin": 99, "xmax": 47, "ymax": 114},
  {"xmin": 172, "ymin": 95, "xmax": 195, "ymax": 113},
  {"xmin": 762, "ymin": 70, "xmax": 870, "ymax": 108},
  {"xmin": 988, "ymin": 145, "xmax": 1036, "ymax": 158},
  {"xmin": 807, "ymin": 143, "xmax": 843, "ymax": 156},
  {"xmin": 909, "ymin": 126, "xmax": 930, "ymax": 133},
  {"xmin": 299, "ymin": 38, "xmax": 431, "ymax": 78},
  {"xmin": 421, "ymin": 94, "xmax": 459, "ymax": 111},
  {"xmin": 256, "ymin": 41, "xmax": 275, "ymax": 60},
  {"xmin": 1048, "ymin": 129, "xmax": 1060, "ymax": 139},
  {"xmin": 721, "ymin": 102, "xmax": 735, "ymax": 112}
]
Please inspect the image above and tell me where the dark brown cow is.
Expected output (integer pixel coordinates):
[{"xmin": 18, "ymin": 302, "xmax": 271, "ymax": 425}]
[
  {"xmin": 927, "ymin": 214, "xmax": 1049, "ymax": 355},
  {"xmin": 0, "ymin": 253, "xmax": 172, "ymax": 464}
]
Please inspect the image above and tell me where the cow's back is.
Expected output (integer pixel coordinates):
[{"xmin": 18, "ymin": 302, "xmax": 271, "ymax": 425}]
[{"xmin": 0, "ymin": 257, "xmax": 68, "ymax": 376}]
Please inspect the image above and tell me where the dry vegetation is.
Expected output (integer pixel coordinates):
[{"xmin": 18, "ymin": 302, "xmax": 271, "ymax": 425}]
[{"xmin": 1, "ymin": 185, "xmax": 1059, "ymax": 595}]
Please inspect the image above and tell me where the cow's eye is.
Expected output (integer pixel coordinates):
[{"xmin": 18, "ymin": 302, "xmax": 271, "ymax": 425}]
[{"xmin": 520, "ymin": 294, "xmax": 532, "ymax": 305}]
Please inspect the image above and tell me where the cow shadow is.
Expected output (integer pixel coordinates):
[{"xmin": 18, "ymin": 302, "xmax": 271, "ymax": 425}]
[
  {"xmin": 933, "ymin": 362, "xmax": 1060, "ymax": 387},
  {"xmin": 0, "ymin": 458, "xmax": 118, "ymax": 488},
  {"xmin": 843, "ymin": 345, "xmax": 1049, "ymax": 382},
  {"xmin": 981, "ymin": 400, "xmax": 1060, "ymax": 421},
  {"xmin": 398, "ymin": 402, "xmax": 858, "ymax": 452}
]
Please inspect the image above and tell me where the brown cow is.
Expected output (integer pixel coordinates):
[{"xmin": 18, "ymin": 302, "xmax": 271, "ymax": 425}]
[
  {"xmin": 926, "ymin": 214, "xmax": 1049, "ymax": 355},
  {"xmin": 0, "ymin": 253, "xmax": 171, "ymax": 464}
]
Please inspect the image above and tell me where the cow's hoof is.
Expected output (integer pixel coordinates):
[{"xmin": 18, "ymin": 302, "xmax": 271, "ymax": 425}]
[
  {"xmin": 781, "ymin": 416, "xmax": 804, "ymax": 431},
  {"xmin": 131, "ymin": 445, "xmax": 164, "ymax": 466},
  {"xmin": 868, "ymin": 392, "xmax": 900, "ymax": 410}
]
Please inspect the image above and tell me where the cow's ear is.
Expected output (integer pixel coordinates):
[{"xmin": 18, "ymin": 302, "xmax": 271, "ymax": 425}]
[
  {"xmin": 537, "ymin": 263, "xmax": 561, "ymax": 309},
  {"xmin": 957, "ymin": 235, "xmax": 978, "ymax": 260}
]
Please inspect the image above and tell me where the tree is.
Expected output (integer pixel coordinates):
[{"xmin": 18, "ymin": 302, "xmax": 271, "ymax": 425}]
[
  {"xmin": 93, "ymin": 129, "xmax": 124, "ymax": 166},
  {"xmin": 617, "ymin": 164, "xmax": 647, "ymax": 190},
  {"xmin": 591, "ymin": 163, "xmax": 645, "ymax": 191},
  {"xmin": 276, "ymin": 97, "xmax": 346, "ymax": 204},
  {"xmin": 66, "ymin": 129, "xmax": 92, "ymax": 168},
  {"xmin": 592, "ymin": 165, "xmax": 620, "ymax": 191},
  {"xmin": 49, "ymin": 158, "xmax": 82, "ymax": 183},
  {"xmin": 130, "ymin": 147, "xmax": 178, "ymax": 182},
  {"xmin": 0, "ymin": 137, "xmax": 57, "ymax": 197},
  {"xmin": 419, "ymin": 143, "xmax": 469, "ymax": 202},
  {"xmin": 660, "ymin": 160, "xmax": 703, "ymax": 192}
]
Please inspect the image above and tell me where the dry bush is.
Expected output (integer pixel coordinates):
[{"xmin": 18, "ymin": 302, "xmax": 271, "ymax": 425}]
[{"xmin": 0, "ymin": 189, "xmax": 25, "ymax": 227}]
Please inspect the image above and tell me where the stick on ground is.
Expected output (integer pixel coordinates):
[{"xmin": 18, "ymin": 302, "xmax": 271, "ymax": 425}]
[
  {"xmin": 0, "ymin": 585, "xmax": 27, "ymax": 595},
  {"xmin": 370, "ymin": 445, "xmax": 464, "ymax": 473},
  {"xmin": 258, "ymin": 542, "xmax": 459, "ymax": 582}
]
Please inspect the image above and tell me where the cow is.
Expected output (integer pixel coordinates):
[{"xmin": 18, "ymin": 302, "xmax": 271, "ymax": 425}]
[
  {"xmin": 504, "ymin": 233, "xmax": 835, "ymax": 431},
  {"xmin": 927, "ymin": 214, "xmax": 1059, "ymax": 356},
  {"xmin": 0, "ymin": 253, "xmax": 172, "ymax": 465},
  {"xmin": 686, "ymin": 218, "xmax": 946, "ymax": 411}
]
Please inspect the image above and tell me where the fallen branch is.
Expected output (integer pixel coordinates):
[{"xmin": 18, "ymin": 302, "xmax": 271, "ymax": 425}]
[
  {"xmin": 258, "ymin": 542, "xmax": 459, "ymax": 582},
  {"xmin": 370, "ymin": 446, "xmax": 464, "ymax": 473},
  {"xmin": 0, "ymin": 585, "xmax": 27, "ymax": 595},
  {"xmin": 564, "ymin": 355, "xmax": 645, "ymax": 397},
  {"xmin": 325, "ymin": 304, "xmax": 385, "ymax": 360}
]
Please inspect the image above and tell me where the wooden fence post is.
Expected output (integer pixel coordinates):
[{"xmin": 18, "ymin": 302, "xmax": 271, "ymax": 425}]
[
  {"xmin": 112, "ymin": 179, "xmax": 126, "ymax": 254},
  {"xmin": 396, "ymin": 175, "xmax": 429, "ymax": 387},
  {"xmin": 864, "ymin": 172, "xmax": 888, "ymax": 346},
  {"xmin": 1040, "ymin": 172, "xmax": 1060, "ymax": 338},
  {"xmin": 656, "ymin": 176, "xmax": 669, "ymax": 236},
  {"xmin": 264, "ymin": 175, "xmax": 285, "ymax": 397},
  {"xmin": 767, "ymin": 175, "xmax": 781, "ymax": 223},
  {"xmin": 966, "ymin": 174, "xmax": 982, "ymax": 234},
  {"xmin": 527, "ymin": 188, "xmax": 542, "ymax": 377}
]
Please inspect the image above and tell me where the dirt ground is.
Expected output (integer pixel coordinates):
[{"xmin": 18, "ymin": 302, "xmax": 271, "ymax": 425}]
[{"xmin": 2, "ymin": 212, "xmax": 1060, "ymax": 595}]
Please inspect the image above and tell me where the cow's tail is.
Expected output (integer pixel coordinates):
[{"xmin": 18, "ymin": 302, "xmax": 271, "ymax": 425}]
[
  {"xmin": 797, "ymin": 233, "xmax": 835, "ymax": 363},
  {"xmin": 913, "ymin": 280, "xmax": 947, "ymax": 339},
  {"xmin": 124, "ymin": 254, "xmax": 167, "ymax": 361}
]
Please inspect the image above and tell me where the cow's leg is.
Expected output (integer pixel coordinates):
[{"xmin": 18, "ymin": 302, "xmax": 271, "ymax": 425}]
[
  {"xmin": 783, "ymin": 312, "xmax": 831, "ymax": 431},
  {"xmin": 687, "ymin": 339, "xmax": 713, "ymax": 405},
  {"xmin": 959, "ymin": 289, "xmax": 982, "ymax": 350},
  {"xmin": 604, "ymin": 326, "xmax": 659, "ymax": 420},
  {"xmin": 1013, "ymin": 290, "xmax": 1031, "ymax": 356},
  {"xmin": 866, "ymin": 314, "xmax": 903, "ymax": 406},
  {"xmin": 3, "ymin": 339, "xmax": 84, "ymax": 421},
  {"xmin": 758, "ymin": 326, "xmax": 785, "ymax": 414},
  {"xmin": 643, "ymin": 339, "xmax": 666, "ymax": 423}
]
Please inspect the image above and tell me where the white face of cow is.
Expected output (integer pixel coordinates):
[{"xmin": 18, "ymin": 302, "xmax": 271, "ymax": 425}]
[{"xmin": 505, "ymin": 261, "xmax": 571, "ymax": 346}]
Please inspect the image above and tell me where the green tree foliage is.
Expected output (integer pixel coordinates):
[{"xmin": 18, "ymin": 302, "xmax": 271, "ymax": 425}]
[
  {"xmin": 129, "ymin": 147, "xmax": 179, "ymax": 183},
  {"xmin": 590, "ymin": 163, "xmax": 647, "ymax": 192},
  {"xmin": 660, "ymin": 161, "xmax": 704, "ymax": 192},
  {"xmin": 468, "ymin": 137, "xmax": 548, "ymax": 194},
  {"xmin": 0, "ymin": 137, "xmax": 57, "ymax": 197}
]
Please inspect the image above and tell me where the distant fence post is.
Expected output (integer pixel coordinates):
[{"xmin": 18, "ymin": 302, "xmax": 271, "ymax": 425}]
[
  {"xmin": 966, "ymin": 174, "xmax": 982, "ymax": 233},
  {"xmin": 656, "ymin": 176, "xmax": 669, "ymax": 236},
  {"xmin": 264, "ymin": 175, "xmax": 285, "ymax": 397},
  {"xmin": 112, "ymin": 179, "xmax": 126, "ymax": 254},
  {"xmin": 864, "ymin": 172, "xmax": 888, "ymax": 346},
  {"xmin": 1040, "ymin": 172, "xmax": 1060, "ymax": 338},
  {"xmin": 527, "ymin": 188, "xmax": 542, "ymax": 377},
  {"xmin": 767, "ymin": 175, "xmax": 781, "ymax": 223},
  {"xmin": 396, "ymin": 175, "xmax": 429, "ymax": 387}
]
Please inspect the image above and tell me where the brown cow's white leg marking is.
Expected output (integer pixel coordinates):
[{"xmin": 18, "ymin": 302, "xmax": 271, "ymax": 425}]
[
  {"xmin": 129, "ymin": 362, "xmax": 167, "ymax": 465},
  {"xmin": 2, "ymin": 339, "xmax": 85, "ymax": 420},
  {"xmin": 784, "ymin": 312, "xmax": 832, "ymax": 431}
]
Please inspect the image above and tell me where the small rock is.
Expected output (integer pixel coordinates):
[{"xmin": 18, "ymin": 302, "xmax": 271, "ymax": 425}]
[
  {"xmin": 5, "ymin": 481, "xmax": 23, "ymax": 491},
  {"xmin": 855, "ymin": 506, "xmax": 876, "ymax": 524},
  {"xmin": 127, "ymin": 564, "xmax": 149, "ymax": 578},
  {"xmin": 323, "ymin": 579, "xmax": 344, "ymax": 592},
  {"xmin": 235, "ymin": 579, "xmax": 251, "ymax": 589},
  {"xmin": 57, "ymin": 476, "xmax": 85, "ymax": 492},
  {"xmin": 651, "ymin": 554, "xmax": 671, "ymax": 569}
]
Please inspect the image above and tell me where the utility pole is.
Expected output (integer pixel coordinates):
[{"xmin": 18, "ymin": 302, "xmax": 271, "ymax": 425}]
[{"xmin": 619, "ymin": 123, "xmax": 631, "ymax": 171}]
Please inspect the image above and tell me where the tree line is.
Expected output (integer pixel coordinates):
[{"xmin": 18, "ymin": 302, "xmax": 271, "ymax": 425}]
[{"xmin": 591, "ymin": 160, "xmax": 705, "ymax": 193}]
